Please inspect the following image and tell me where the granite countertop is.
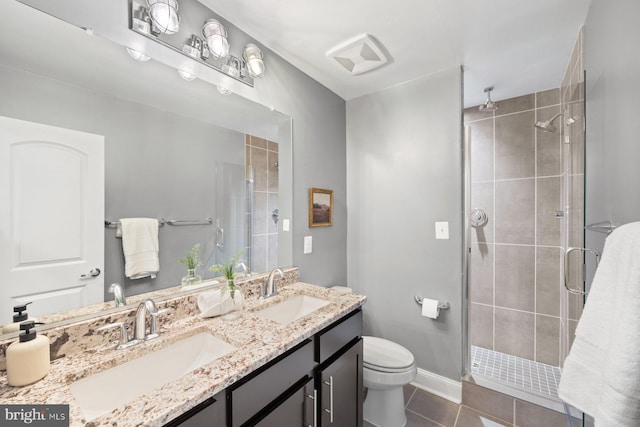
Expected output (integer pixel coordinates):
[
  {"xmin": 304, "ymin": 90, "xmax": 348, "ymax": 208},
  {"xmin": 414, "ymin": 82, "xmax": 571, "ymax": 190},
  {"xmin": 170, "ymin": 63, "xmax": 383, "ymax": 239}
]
[{"xmin": 0, "ymin": 282, "xmax": 366, "ymax": 426}]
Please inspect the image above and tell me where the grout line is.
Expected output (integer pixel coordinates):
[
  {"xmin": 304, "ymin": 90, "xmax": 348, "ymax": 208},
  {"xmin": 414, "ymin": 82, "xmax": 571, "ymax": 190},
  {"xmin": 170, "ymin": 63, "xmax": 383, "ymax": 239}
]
[
  {"xmin": 453, "ymin": 405, "xmax": 462, "ymax": 427},
  {"xmin": 405, "ymin": 386, "xmax": 417, "ymax": 408},
  {"xmin": 405, "ymin": 409, "xmax": 447, "ymax": 427}
]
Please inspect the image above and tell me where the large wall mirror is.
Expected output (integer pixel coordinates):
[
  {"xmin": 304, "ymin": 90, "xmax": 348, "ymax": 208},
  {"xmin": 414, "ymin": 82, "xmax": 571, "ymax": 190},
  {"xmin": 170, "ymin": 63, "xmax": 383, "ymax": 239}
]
[{"xmin": 0, "ymin": 1, "xmax": 292, "ymax": 331}]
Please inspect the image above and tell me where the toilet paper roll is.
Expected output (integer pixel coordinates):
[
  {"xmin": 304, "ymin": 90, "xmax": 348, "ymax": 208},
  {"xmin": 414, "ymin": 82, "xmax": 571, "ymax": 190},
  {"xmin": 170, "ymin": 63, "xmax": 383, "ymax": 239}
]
[{"xmin": 421, "ymin": 298, "xmax": 440, "ymax": 319}]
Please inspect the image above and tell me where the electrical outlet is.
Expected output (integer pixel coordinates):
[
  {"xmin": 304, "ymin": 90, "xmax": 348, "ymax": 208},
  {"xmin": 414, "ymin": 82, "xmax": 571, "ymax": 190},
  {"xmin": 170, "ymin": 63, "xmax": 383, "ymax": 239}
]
[
  {"xmin": 435, "ymin": 221, "xmax": 449, "ymax": 239},
  {"xmin": 303, "ymin": 236, "xmax": 313, "ymax": 254}
]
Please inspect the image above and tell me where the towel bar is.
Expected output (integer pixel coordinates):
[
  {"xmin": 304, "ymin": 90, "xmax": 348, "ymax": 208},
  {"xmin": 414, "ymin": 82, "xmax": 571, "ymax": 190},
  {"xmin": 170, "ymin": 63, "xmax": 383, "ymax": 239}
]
[
  {"xmin": 414, "ymin": 296, "xmax": 450, "ymax": 310},
  {"xmin": 105, "ymin": 217, "xmax": 213, "ymax": 227}
]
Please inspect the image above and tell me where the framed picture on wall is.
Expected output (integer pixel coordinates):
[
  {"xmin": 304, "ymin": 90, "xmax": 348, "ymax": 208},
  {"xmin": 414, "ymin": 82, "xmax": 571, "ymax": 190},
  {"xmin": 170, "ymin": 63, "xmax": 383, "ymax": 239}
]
[{"xmin": 309, "ymin": 188, "xmax": 333, "ymax": 227}]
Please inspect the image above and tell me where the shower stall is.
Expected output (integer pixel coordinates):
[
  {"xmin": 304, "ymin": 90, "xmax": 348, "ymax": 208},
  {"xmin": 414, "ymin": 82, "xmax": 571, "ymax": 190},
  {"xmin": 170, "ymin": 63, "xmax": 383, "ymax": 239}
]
[{"xmin": 464, "ymin": 30, "xmax": 589, "ymax": 421}]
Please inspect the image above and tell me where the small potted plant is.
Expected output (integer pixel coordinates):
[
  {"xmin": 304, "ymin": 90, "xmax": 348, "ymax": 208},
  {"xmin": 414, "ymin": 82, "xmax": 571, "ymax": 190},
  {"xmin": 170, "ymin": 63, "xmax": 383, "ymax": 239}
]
[
  {"xmin": 177, "ymin": 243, "xmax": 203, "ymax": 287},
  {"xmin": 209, "ymin": 250, "xmax": 244, "ymax": 320}
]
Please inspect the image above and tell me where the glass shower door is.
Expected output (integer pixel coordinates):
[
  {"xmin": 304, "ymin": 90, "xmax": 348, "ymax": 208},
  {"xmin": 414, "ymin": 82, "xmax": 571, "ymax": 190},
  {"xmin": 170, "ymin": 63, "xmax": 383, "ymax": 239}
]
[{"xmin": 560, "ymin": 70, "xmax": 592, "ymax": 427}]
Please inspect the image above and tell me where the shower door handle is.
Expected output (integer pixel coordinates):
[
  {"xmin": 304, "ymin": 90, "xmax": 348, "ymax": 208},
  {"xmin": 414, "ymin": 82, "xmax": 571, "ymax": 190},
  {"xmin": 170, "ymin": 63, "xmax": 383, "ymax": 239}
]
[
  {"xmin": 564, "ymin": 247, "xmax": 600, "ymax": 295},
  {"xmin": 216, "ymin": 227, "xmax": 224, "ymax": 249}
]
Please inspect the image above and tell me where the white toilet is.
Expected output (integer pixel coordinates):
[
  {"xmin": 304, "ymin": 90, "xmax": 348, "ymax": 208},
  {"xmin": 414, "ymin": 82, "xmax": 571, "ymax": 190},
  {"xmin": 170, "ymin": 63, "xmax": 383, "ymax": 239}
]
[{"xmin": 363, "ymin": 336, "xmax": 417, "ymax": 427}]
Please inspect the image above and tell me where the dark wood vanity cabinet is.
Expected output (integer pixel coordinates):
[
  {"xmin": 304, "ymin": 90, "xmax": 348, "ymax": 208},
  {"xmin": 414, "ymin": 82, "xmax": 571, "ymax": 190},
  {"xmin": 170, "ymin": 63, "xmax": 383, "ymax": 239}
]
[
  {"xmin": 165, "ymin": 390, "xmax": 226, "ymax": 427},
  {"xmin": 315, "ymin": 310, "xmax": 364, "ymax": 427},
  {"xmin": 254, "ymin": 377, "xmax": 315, "ymax": 426},
  {"xmin": 318, "ymin": 339, "xmax": 363, "ymax": 427},
  {"xmin": 167, "ymin": 308, "xmax": 363, "ymax": 427},
  {"xmin": 228, "ymin": 339, "xmax": 315, "ymax": 426}
]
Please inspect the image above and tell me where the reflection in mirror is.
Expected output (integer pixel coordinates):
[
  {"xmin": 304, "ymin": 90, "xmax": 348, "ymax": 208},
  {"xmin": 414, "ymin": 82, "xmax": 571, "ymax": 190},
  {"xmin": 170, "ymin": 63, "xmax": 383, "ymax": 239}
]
[{"xmin": 0, "ymin": 1, "xmax": 292, "ymax": 331}]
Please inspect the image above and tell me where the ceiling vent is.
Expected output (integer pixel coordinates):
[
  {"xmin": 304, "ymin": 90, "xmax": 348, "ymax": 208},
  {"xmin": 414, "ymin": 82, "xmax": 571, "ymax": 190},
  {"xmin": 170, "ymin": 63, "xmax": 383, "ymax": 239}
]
[{"xmin": 326, "ymin": 33, "xmax": 388, "ymax": 75}]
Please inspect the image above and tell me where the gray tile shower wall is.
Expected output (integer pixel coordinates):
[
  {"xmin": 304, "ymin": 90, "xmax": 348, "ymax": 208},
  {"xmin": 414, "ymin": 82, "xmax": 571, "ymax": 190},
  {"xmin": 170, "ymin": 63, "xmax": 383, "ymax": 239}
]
[
  {"xmin": 465, "ymin": 87, "xmax": 563, "ymax": 366},
  {"xmin": 246, "ymin": 134, "xmax": 279, "ymax": 273}
]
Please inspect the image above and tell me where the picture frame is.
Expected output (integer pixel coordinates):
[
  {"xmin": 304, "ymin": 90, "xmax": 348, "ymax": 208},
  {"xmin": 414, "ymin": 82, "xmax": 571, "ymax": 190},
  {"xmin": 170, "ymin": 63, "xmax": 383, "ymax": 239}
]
[{"xmin": 309, "ymin": 188, "xmax": 333, "ymax": 227}]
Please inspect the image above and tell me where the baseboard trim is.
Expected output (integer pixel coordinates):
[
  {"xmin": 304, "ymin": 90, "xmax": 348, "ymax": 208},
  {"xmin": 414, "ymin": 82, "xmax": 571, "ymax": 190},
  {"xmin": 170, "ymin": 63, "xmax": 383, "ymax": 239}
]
[{"xmin": 411, "ymin": 368, "xmax": 462, "ymax": 404}]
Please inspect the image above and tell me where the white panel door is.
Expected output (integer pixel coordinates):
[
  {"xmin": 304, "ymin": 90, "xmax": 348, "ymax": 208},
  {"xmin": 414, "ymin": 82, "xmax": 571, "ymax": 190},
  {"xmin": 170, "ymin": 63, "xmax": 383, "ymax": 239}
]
[{"xmin": 0, "ymin": 116, "xmax": 104, "ymax": 325}]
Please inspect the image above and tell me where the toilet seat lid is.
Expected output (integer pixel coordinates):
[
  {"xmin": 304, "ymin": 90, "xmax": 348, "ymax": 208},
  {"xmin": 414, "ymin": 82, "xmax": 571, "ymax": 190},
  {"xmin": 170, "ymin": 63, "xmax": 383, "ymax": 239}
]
[{"xmin": 363, "ymin": 336, "xmax": 415, "ymax": 370}]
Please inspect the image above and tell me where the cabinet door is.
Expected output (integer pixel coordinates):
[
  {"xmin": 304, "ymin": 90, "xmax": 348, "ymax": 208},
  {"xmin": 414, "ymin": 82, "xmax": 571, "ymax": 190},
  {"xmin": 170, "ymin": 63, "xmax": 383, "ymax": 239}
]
[
  {"xmin": 255, "ymin": 378, "xmax": 315, "ymax": 427},
  {"xmin": 320, "ymin": 339, "xmax": 363, "ymax": 427},
  {"xmin": 229, "ymin": 339, "xmax": 314, "ymax": 426},
  {"xmin": 164, "ymin": 391, "xmax": 225, "ymax": 427}
]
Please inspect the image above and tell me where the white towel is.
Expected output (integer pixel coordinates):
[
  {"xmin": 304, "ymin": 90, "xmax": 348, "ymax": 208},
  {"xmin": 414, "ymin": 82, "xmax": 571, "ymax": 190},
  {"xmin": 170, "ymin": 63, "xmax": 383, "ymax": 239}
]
[
  {"xmin": 119, "ymin": 218, "xmax": 159, "ymax": 280},
  {"xmin": 197, "ymin": 288, "xmax": 244, "ymax": 318},
  {"xmin": 558, "ymin": 221, "xmax": 640, "ymax": 426}
]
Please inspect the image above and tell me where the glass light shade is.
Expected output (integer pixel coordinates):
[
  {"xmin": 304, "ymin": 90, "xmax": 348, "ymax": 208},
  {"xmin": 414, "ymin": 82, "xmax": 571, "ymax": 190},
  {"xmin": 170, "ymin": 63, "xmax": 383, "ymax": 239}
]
[
  {"xmin": 243, "ymin": 44, "xmax": 265, "ymax": 78},
  {"xmin": 217, "ymin": 85, "xmax": 232, "ymax": 95},
  {"xmin": 202, "ymin": 19, "xmax": 229, "ymax": 59},
  {"xmin": 178, "ymin": 69, "xmax": 195, "ymax": 81},
  {"xmin": 127, "ymin": 48, "xmax": 151, "ymax": 62},
  {"xmin": 147, "ymin": 0, "xmax": 180, "ymax": 34}
]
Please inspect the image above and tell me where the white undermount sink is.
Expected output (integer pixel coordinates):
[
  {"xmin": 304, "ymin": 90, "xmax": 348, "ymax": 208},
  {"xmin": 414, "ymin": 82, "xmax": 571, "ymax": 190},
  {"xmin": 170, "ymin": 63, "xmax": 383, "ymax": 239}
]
[
  {"xmin": 70, "ymin": 333, "xmax": 236, "ymax": 421},
  {"xmin": 253, "ymin": 295, "xmax": 331, "ymax": 324}
]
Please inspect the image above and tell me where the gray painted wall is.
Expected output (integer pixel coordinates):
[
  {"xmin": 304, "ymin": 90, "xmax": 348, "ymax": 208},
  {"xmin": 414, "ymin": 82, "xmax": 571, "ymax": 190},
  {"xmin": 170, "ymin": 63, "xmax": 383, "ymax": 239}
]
[
  {"xmin": 346, "ymin": 68, "xmax": 463, "ymax": 380},
  {"xmin": 253, "ymin": 57, "xmax": 348, "ymax": 287},
  {"xmin": 584, "ymin": 0, "xmax": 640, "ymax": 267}
]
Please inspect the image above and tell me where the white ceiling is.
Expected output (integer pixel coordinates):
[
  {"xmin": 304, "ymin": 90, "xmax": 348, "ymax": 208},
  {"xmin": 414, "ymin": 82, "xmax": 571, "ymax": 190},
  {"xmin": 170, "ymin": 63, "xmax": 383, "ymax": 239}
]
[{"xmin": 201, "ymin": 0, "xmax": 592, "ymax": 106}]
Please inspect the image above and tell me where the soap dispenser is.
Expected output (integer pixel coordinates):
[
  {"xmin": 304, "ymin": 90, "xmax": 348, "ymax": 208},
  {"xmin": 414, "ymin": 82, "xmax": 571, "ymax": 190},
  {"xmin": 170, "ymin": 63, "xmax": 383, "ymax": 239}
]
[
  {"xmin": 2, "ymin": 302, "xmax": 34, "ymax": 334},
  {"xmin": 6, "ymin": 321, "xmax": 50, "ymax": 387}
]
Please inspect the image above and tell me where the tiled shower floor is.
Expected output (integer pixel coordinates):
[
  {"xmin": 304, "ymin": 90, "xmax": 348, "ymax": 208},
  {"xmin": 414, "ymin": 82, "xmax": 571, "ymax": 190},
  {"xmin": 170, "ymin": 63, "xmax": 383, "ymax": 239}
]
[{"xmin": 471, "ymin": 346, "xmax": 562, "ymax": 398}]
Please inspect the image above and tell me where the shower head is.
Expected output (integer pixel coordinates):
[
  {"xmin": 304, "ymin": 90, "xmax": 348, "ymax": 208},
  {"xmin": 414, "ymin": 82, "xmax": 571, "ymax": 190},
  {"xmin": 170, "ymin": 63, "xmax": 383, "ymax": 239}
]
[
  {"xmin": 535, "ymin": 112, "xmax": 562, "ymax": 133},
  {"xmin": 478, "ymin": 86, "xmax": 498, "ymax": 112}
]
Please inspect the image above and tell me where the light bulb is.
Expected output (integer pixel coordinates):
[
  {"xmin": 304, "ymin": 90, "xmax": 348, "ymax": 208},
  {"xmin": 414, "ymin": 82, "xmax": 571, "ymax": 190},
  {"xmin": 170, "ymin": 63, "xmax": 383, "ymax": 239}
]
[
  {"xmin": 217, "ymin": 85, "xmax": 232, "ymax": 95},
  {"xmin": 178, "ymin": 70, "xmax": 195, "ymax": 81},
  {"xmin": 127, "ymin": 48, "xmax": 151, "ymax": 62},
  {"xmin": 203, "ymin": 19, "xmax": 229, "ymax": 59},
  {"xmin": 243, "ymin": 44, "xmax": 265, "ymax": 78},
  {"xmin": 147, "ymin": 0, "xmax": 180, "ymax": 34}
]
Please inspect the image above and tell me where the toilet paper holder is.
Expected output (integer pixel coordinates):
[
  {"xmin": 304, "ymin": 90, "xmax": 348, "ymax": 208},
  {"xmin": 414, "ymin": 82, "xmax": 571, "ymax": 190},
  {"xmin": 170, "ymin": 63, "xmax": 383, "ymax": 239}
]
[{"xmin": 414, "ymin": 296, "xmax": 450, "ymax": 310}]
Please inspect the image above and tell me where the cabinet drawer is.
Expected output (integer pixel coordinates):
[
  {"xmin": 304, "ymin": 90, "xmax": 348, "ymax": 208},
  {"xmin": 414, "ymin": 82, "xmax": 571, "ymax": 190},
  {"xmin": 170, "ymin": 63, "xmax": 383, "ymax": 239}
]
[
  {"xmin": 254, "ymin": 377, "xmax": 314, "ymax": 427},
  {"xmin": 229, "ymin": 339, "xmax": 314, "ymax": 427},
  {"xmin": 315, "ymin": 309, "xmax": 362, "ymax": 364},
  {"xmin": 164, "ymin": 390, "xmax": 225, "ymax": 427}
]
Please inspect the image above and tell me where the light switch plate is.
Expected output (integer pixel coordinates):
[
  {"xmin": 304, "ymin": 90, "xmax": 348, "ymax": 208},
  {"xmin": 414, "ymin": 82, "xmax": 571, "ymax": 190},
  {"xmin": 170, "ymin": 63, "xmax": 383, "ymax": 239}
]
[
  {"xmin": 282, "ymin": 219, "xmax": 290, "ymax": 231},
  {"xmin": 303, "ymin": 236, "xmax": 313, "ymax": 254},
  {"xmin": 435, "ymin": 221, "xmax": 449, "ymax": 239}
]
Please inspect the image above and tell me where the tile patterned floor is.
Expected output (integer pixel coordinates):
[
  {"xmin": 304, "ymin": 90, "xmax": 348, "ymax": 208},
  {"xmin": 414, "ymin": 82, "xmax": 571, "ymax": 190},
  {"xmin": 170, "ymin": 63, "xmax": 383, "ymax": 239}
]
[
  {"xmin": 401, "ymin": 385, "xmax": 512, "ymax": 427},
  {"xmin": 387, "ymin": 384, "xmax": 574, "ymax": 427},
  {"xmin": 471, "ymin": 346, "xmax": 562, "ymax": 398}
]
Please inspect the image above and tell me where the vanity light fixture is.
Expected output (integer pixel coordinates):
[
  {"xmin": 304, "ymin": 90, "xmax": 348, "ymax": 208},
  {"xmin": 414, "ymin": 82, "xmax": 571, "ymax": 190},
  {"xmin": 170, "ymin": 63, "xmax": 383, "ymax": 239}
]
[
  {"xmin": 147, "ymin": 0, "xmax": 180, "ymax": 35},
  {"xmin": 202, "ymin": 19, "xmax": 229, "ymax": 59},
  {"xmin": 178, "ymin": 35, "xmax": 209, "ymax": 81},
  {"xmin": 127, "ymin": 7, "xmax": 152, "ymax": 62},
  {"xmin": 216, "ymin": 56, "xmax": 241, "ymax": 95},
  {"xmin": 243, "ymin": 44, "xmax": 265, "ymax": 78}
]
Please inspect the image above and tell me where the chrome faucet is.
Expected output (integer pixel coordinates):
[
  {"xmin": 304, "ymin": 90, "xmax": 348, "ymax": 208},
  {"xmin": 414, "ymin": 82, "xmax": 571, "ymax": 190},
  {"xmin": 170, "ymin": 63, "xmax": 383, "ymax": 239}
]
[
  {"xmin": 98, "ymin": 299, "xmax": 169, "ymax": 349},
  {"xmin": 236, "ymin": 261, "xmax": 252, "ymax": 277},
  {"xmin": 108, "ymin": 283, "xmax": 127, "ymax": 307},
  {"xmin": 133, "ymin": 299, "xmax": 158, "ymax": 341},
  {"xmin": 261, "ymin": 268, "xmax": 284, "ymax": 299}
]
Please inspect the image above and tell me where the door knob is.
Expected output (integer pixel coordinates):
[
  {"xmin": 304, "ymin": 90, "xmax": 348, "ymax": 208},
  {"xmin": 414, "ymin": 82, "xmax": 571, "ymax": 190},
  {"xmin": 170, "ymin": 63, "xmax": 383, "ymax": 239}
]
[{"xmin": 80, "ymin": 268, "xmax": 101, "ymax": 279}]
